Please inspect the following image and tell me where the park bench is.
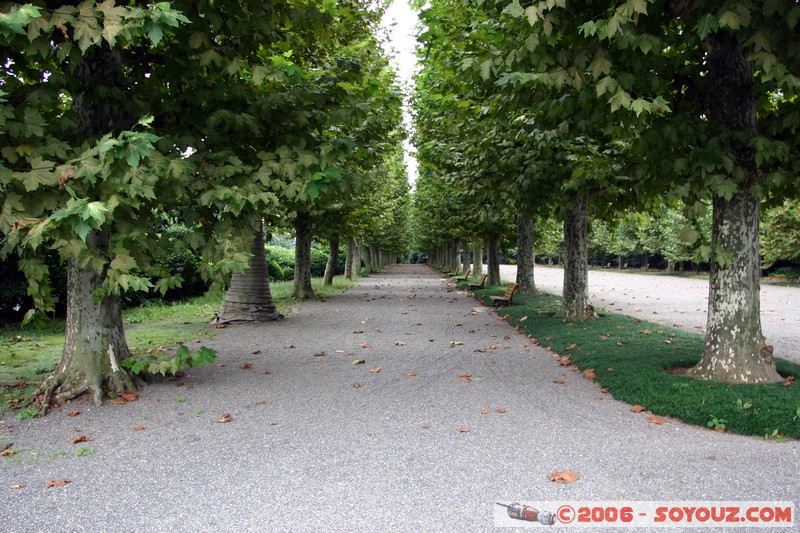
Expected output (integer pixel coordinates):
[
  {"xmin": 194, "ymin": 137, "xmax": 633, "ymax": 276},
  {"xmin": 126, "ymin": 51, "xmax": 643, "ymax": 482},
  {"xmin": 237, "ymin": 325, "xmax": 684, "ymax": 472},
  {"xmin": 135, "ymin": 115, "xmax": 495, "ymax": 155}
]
[
  {"xmin": 455, "ymin": 269, "xmax": 471, "ymax": 282},
  {"xmin": 490, "ymin": 283, "xmax": 518, "ymax": 308},
  {"xmin": 468, "ymin": 274, "xmax": 488, "ymax": 290},
  {"xmin": 444, "ymin": 267, "xmax": 461, "ymax": 277}
]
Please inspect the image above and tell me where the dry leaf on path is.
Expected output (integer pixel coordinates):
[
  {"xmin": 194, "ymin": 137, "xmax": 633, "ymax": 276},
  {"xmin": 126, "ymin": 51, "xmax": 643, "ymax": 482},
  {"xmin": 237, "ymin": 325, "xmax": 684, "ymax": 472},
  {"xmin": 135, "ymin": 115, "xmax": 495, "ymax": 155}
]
[
  {"xmin": 44, "ymin": 479, "xmax": 71, "ymax": 489},
  {"xmin": 457, "ymin": 427, "xmax": 470, "ymax": 433},
  {"xmin": 67, "ymin": 410, "xmax": 80, "ymax": 417},
  {"xmin": 353, "ymin": 330, "xmax": 364, "ymax": 334},
  {"xmin": 583, "ymin": 369, "xmax": 597, "ymax": 380},
  {"xmin": 559, "ymin": 356, "xmax": 572, "ymax": 366},
  {"xmin": 369, "ymin": 367, "xmax": 382, "ymax": 374},
  {"xmin": 406, "ymin": 371, "xmax": 417, "ymax": 377},
  {"xmin": 630, "ymin": 405, "xmax": 647, "ymax": 413},
  {"xmin": 549, "ymin": 470, "xmax": 579, "ymax": 483},
  {"xmin": 314, "ymin": 351, "xmax": 326, "ymax": 357},
  {"xmin": 648, "ymin": 416, "xmax": 666, "ymax": 425},
  {"xmin": 250, "ymin": 349, "xmax": 261, "ymax": 355},
  {"xmin": 72, "ymin": 435, "xmax": 92, "ymax": 445},
  {"xmin": 112, "ymin": 399, "xmax": 126, "ymax": 405},
  {"xmin": 10, "ymin": 484, "xmax": 24, "ymax": 489},
  {"xmin": 394, "ymin": 341, "xmax": 406, "ymax": 346},
  {"xmin": 256, "ymin": 401, "xmax": 266, "ymax": 405},
  {"xmin": 1, "ymin": 449, "xmax": 14, "ymax": 457},
  {"xmin": 352, "ymin": 383, "xmax": 361, "ymax": 389},
  {"xmin": 360, "ymin": 343, "xmax": 372, "ymax": 349},
  {"xmin": 421, "ymin": 424, "xmax": 431, "ymax": 429},
  {"xmin": 496, "ymin": 407, "xmax": 507, "ymax": 413},
  {"xmin": 366, "ymin": 432, "xmax": 374, "ymax": 437},
  {"xmin": 481, "ymin": 409, "xmax": 490, "ymax": 415},
  {"xmin": 351, "ymin": 359, "xmax": 365, "ymax": 365},
  {"xmin": 553, "ymin": 377, "xmax": 566, "ymax": 384},
  {"xmin": 217, "ymin": 413, "xmax": 233, "ymax": 423},
  {"xmin": 132, "ymin": 426, "xmax": 146, "ymax": 432},
  {"xmin": 284, "ymin": 344, "xmax": 296, "ymax": 349},
  {"xmin": 450, "ymin": 341, "xmax": 464, "ymax": 347},
  {"xmin": 241, "ymin": 362, "xmax": 253, "ymax": 369}
]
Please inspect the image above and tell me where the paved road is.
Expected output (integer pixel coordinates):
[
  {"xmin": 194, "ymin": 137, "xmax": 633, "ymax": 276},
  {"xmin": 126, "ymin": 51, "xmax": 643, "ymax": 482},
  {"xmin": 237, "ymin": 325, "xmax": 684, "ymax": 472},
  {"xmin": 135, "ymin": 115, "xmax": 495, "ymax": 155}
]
[
  {"xmin": 500, "ymin": 265, "xmax": 800, "ymax": 364},
  {"xmin": 1, "ymin": 265, "xmax": 797, "ymax": 532}
]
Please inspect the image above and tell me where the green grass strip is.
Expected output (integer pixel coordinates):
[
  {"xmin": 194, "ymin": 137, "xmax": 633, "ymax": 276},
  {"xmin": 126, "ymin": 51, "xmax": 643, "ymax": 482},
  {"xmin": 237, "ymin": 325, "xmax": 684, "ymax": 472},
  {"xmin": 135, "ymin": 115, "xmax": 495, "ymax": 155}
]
[{"xmin": 460, "ymin": 279, "xmax": 800, "ymax": 441}]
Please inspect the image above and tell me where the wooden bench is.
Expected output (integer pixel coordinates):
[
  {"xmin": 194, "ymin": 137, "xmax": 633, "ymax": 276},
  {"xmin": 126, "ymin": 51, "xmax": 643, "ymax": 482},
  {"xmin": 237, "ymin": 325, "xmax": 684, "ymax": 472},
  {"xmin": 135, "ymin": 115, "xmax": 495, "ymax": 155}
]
[
  {"xmin": 444, "ymin": 267, "xmax": 461, "ymax": 277},
  {"xmin": 490, "ymin": 283, "xmax": 518, "ymax": 308},
  {"xmin": 468, "ymin": 274, "xmax": 488, "ymax": 290},
  {"xmin": 455, "ymin": 269, "xmax": 471, "ymax": 282}
]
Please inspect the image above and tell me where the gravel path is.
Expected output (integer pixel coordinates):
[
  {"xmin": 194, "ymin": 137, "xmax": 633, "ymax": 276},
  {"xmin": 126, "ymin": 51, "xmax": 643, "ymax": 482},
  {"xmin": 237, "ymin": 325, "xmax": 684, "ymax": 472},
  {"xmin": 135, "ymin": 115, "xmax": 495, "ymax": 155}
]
[
  {"xmin": 1, "ymin": 265, "xmax": 797, "ymax": 532},
  {"xmin": 501, "ymin": 265, "xmax": 800, "ymax": 364}
]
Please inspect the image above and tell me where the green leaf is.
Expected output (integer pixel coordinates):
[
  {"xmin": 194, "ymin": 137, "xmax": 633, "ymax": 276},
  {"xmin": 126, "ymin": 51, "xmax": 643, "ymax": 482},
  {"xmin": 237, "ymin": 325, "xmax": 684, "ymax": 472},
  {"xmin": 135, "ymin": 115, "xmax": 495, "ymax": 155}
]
[
  {"xmin": 502, "ymin": 0, "xmax": 524, "ymax": 18},
  {"xmin": 713, "ymin": 179, "xmax": 738, "ymax": 201},
  {"xmin": 718, "ymin": 11, "xmax": 741, "ymax": 31},
  {"xmin": 608, "ymin": 89, "xmax": 632, "ymax": 112},
  {"xmin": 480, "ymin": 59, "xmax": 493, "ymax": 81},
  {"xmin": 694, "ymin": 14, "xmax": 719, "ymax": 39}
]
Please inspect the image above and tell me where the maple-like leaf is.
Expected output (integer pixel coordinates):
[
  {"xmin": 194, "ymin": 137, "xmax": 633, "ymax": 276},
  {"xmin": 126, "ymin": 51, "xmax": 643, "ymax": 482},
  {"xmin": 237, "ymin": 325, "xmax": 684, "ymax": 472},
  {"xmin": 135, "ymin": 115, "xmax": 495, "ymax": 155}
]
[
  {"xmin": 630, "ymin": 405, "xmax": 647, "ymax": 413},
  {"xmin": 217, "ymin": 413, "xmax": 233, "ymax": 423},
  {"xmin": 72, "ymin": 435, "xmax": 92, "ymax": 445},
  {"xmin": 648, "ymin": 416, "xmax": 666, "ymax": 425}
]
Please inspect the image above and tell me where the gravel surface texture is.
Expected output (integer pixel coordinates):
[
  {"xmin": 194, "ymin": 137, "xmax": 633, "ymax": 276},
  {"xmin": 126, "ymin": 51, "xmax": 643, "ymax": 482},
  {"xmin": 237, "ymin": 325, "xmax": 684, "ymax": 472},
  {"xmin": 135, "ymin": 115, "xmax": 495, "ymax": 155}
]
[
  {"xmin": 501, "ymin": 265, "xmax": 800, "ymax": 364},
  {"xmin": 1, "ymin": 265, "xmax": 797, "ymax": 532}
]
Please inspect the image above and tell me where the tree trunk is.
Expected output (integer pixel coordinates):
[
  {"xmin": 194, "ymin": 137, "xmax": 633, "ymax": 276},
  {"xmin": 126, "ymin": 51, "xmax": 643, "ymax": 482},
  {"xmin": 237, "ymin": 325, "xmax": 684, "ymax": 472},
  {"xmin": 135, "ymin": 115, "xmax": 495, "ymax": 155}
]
[
  {"xmin": 688, "ymin": 32, "xmax": 780, "ymax": 383},
  {"xmin": 460, "ymin": 239, "xmax": 469, "ymax": 275},
  {"xmin": 218, "ymin": 227, "xmax": 282, "ymax": 322},
  {"xmin": 292, "ymin": 211, "xmax": 315, "ymax": 300},
  {"xmin": 344, "ymin": 236, "xmax": 355, "ymax": 280},
  {"xmin": 487, "ymin": 233, "xmax": 501, "ymax": 286},
  {"xmin": 557, "ymin": 196, "xmax": 594, "ymax": 319},
  {"xmin": 37, "ymin": 231, "xmax": 138, "ymax": 410},
  {"xmin": 643, "ymin": 252, "xmax": 650, "ymax": 271},
  {"xmin": 472, "ymin": 241, "xmax": 483, "ymax": 279},
  {"xmin": 354, "ymin": 241, "xmax": 364, "ymax": 274},
  {"xmin": 516, "ymin": 214, "xmax": 535, "ymax": 295},
  {"xmin": 36, "ymin": 44, "xmax": 138, "ymax": 411},
  {"xmin": 323, "ymin": 234, "xmax": 340, "ymax": 286}
]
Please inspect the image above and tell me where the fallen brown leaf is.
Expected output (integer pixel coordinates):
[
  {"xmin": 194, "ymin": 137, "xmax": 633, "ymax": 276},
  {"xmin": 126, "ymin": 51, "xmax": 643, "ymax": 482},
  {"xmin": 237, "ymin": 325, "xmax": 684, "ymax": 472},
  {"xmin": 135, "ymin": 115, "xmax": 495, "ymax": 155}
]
[
  {"xmin": 394, "ymin": 341, "xmax": 406, "ymax": 346},
  {"xmin": 565, "ymin": 343, "xmax": 577, "ymax": 351},
  {"xmin": 44, "ymin": 479, "xmax": 71, "ymax": 489},
  {"xmin": 360, "ymin": 343, "xmax": 372, "ymax": 349},
  {"xmin": 549, "ymin": 470, "xmax": 579, "ymax": 483},
  {"xmin": 351, "ymin": 359, "xmax": 365, "ymax": 365},
  {"xmin": 353, "ymin": 330, "xmax": 364, "ymax": 334},
  {"xmin": 132, "ymin": 426, "xmax": 145, "ymax": 432},
  {"xmin": 630, "ymin": 405, "xmax": 647, "ymax": 413},
  {"xmin": 284, "ymin": 344, "xmax": 296, "ymax": 349},
  {"xmin": 648, "ymin": 416, "xmax": 666, "ymax": 425},
  {"xmin": 352, "ymin": 383, "xmax": 361, "ymax": 389},
  {"xmin": 215, "ymin": 323, "xmax": 227, "ymax": 329},
  {"xmin": 366, "ymin": 432, "xmax": 375, "ymax": 437},
  {"xmin": 496, "ymin": 407, "xmax": 507, "ymax": 414},
  {"xmin": 481, "ymin": 409, "xmax": 490, "ymax": 415},
  {"xmin": 66, "ymin": 410, "xmax": 80, "ymax": 417},
  {"xmin": 583, "ymin": 369, "xmax": 597, "ymax": 380},
  {"xmin": 313, "ymin": 351, "xmax": 326, "ymax": 357},
  {"xmin": 553, "ymin": 377, "xmax": 566, "ymax": 384},
  {"xmin": 457, "ymin": 426, "xmax": 470, "ymax": 433},
  {"xmin": 1, "ymin": 449, "xmax": 14, "ymax": 457},
  {"xmin": 369, "ymin": 367, "xmax": 382, "ymax": 374},
  {"xmin": 406, "ymin": 371, "xmax": 417, "ymax": 377},
  {"xmin": 217, "ymin": 413, "xmax": 233, "ymax": 423},
  {"xmin": 559, "ymin": 356, "xmax": 572, "ymax": 366},
  {"xmin": 783, "ymin": 376, "xmax": 795, "ymax": 387},
  {"xmin": 420, "ymin": 424, "xmax": 431, "ymax": 429},
  {"xmin": 9, "ymin": 484, "xmax": 24, "ymax": 489},
  {"xmin": 121, "ymin": 391, "xmax": 139, "ymax": 401},
  {"xmin": 250, "ymin": 349, "xmax": 261, "ymax": 355},
  {"xmin": 72, "ymin": 435, "xmax": 92, "ymax": 445},
  {"xmin": 241, "ymin": 362, "xmax": 253, "ymax": 369},
  {"xmin": 256, "ymin": 400, "xmax": 266, "ymax": 405}
]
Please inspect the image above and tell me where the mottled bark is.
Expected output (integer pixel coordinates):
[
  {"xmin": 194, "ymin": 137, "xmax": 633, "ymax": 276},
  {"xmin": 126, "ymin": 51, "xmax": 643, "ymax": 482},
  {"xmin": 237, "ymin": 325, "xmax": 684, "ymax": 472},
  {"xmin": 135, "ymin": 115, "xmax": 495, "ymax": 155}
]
[
  {"xmin": 460, "ymin": 239, "xmax": 470, "ymax": 275},
  {"xmin": 472, "ymin": 241, "xmax": 483, "ymax": 279},
  {"xmin": 344, "ymin": 236, "xmax": 356, "ymax": 280},
  {"xmin": 218, "ymin": 228, "xmax": 282, "ymax": 322},
  {"xmin": 487, "ymin": 233, "xmax": 501, "ymax": 286},
  {"xmin": 36, "ymin": 231, "xmax": 138, "ymax": 410},
  {"xmin": 688, "ymin": 32, "xmax": 780, "ymax": 383},
  {"xmin": 323, "ymin": 235, "xmax": 340, "ymax": 286},
  {"xmin": 557, "ymin": 196, "xmax": 594, "ymax": 319},
  {"xmin": 516, "ymin": 214, "xmax": 535, "ymax": 295},
  {"xmin": 292, "ymin": 211, "xmax": 315, "ymax": 300}
]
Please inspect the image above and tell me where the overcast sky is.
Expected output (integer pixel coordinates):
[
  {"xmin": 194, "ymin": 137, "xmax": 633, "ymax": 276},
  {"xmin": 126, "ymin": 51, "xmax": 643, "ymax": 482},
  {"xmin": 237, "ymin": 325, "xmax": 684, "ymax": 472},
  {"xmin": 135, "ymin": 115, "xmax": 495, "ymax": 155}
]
[{"xmin": 380, "ymin": 0, "xmax": 421, "ymax": 186}]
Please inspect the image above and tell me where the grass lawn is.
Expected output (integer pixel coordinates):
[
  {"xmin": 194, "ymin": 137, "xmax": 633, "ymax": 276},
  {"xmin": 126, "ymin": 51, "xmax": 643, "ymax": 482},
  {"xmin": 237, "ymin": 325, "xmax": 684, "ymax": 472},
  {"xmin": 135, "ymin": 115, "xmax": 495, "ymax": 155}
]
[
  {"xmin": 461, "ymin": 278, "xmax": 800, "ymax": 441},
  {"xmin": 0, "ymin": 276, "xmax": 356, "ymax": 418}
]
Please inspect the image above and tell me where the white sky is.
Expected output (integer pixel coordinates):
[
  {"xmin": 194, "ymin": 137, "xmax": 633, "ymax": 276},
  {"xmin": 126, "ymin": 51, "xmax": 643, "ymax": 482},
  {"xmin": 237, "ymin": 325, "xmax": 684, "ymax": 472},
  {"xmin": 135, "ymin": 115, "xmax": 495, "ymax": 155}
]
[{"xmin": 380, "ymin": 0, "xmax": 420, "ymax": 186}]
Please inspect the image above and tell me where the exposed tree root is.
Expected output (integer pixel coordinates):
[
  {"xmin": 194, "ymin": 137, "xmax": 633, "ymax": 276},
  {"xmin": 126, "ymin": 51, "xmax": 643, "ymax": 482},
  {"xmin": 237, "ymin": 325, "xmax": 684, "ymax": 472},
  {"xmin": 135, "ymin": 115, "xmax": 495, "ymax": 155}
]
[{"xmin": 33, "ymin": 368, "xmax": 138, "ymax": 415}]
